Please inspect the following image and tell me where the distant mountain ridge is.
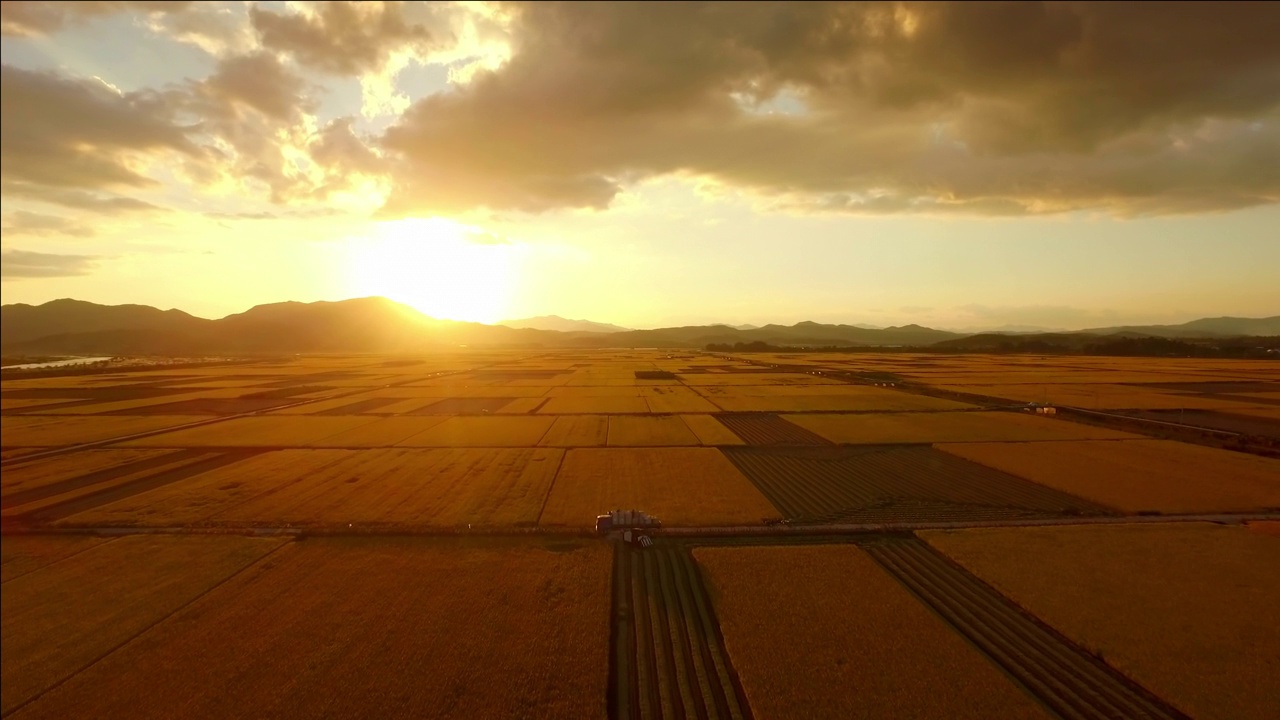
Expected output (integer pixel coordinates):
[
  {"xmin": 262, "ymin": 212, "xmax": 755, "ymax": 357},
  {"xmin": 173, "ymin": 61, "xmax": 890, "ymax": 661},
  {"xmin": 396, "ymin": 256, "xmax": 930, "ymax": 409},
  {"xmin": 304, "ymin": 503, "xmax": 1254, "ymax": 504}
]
[
  {"xmin": 501, "ymin": 315, "xmax": 630, "ymax": 333},
  {"xmin": 2, "ymin": 298, "xmax": 1276, "ymax": 355}
]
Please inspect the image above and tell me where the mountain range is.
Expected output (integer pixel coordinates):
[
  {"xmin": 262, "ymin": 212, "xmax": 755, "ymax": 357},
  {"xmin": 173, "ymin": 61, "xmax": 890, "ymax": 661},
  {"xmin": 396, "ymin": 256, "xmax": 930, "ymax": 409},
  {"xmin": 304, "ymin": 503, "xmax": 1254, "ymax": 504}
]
[{"xmin": 1, "ymin": 298, "xmax": 1276, "ymax": 356}]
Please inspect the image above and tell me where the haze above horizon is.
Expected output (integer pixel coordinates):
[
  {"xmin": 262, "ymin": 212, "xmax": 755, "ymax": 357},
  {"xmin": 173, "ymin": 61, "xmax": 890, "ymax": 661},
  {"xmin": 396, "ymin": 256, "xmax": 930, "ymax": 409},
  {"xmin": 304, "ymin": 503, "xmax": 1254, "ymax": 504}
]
[{"xmin": 2, "ymin": 2, "xmax": 1277, "ymax": 329}]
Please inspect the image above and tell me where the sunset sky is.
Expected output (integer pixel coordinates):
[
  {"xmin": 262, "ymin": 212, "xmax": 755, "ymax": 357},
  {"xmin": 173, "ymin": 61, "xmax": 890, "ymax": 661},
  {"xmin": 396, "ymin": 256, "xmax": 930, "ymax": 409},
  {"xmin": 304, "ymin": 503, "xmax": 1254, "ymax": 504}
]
[{"xmin": 1, "ymin": 1, "xmax": 1277, "ymax": 330}]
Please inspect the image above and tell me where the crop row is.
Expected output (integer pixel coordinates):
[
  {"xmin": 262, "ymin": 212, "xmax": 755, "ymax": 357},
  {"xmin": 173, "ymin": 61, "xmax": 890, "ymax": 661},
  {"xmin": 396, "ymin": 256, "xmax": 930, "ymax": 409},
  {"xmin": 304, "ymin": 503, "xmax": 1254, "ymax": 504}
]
[{"xmin": 613, "ymin": 543, "xmax": 750, "ymax": 720}]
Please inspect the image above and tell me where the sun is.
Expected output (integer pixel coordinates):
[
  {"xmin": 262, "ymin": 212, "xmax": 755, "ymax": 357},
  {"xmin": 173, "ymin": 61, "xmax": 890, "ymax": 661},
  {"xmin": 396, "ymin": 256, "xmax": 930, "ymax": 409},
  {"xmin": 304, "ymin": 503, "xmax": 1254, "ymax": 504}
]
[{"xmin": 345, "ymin": 218, "xmax": 520, "ymax": 323}]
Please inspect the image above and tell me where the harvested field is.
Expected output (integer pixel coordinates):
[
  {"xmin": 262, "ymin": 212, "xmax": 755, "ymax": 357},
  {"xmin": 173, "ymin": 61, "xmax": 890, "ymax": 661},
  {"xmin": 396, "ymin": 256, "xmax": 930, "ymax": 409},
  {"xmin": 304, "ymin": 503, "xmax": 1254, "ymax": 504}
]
[
  {"xmin": 117, "ymin": 415, "xmax": 379, "ymax": 447},
  {"xmin": 865, "ymin": 538, "xmax": 1189, "ymax": 720},
  {"xmin": 539, "ymin": 396, "xmax": 651, "ymax": 414},
  {"xmin": 1, "ymin": 535, "xmax": 113, "ymax": 583},
  {"xmin": 612, "ymin": 543, "xmax": 751, "ymax": 720},
  {"xmin": 938, "ymin": 440, "xmax": 1280, "ymax": 513},
  {"xmin": 1, "ymin": 534, "xmax": 285, "ymax": 715},
  {"xmin": 694, "ymin": 544, "xmax": 1053, "ymax": 720},
  {"xmin": 539, "ymin": 415, "xmax": 609, "ymax": 447},
  {"xmin": 0, "ymin": 449, "xmax": 173, "ymax": 498},
  {"xmin": 60, "ymin": 448, "xmax": 564, "ymax": 529},
  {"xmin": 923, "ymin": 523, "xmax": 1280, "ymax": 720},
  {"xmin": 396, "ymin": 416, "xmax": 555, "ymax": 447},
  {"xmin": 539, "ymin": 448, "xmax": 779, "ymax": 527},
  {"xmin": 10, "ymin": 538, "xmax": 610, "ymax": 720},
  {"xmin": 680, "ymin": 415, "xmax": 745, "ymax": 446},
  {"xmin": 788, "ymin": 410, "xmax": 1137, "ymax": 444},
  {"xmin": 311, "ymin": 397, "xmax": 404, "ymax": 415},
  {"xmin": 1, "ymin": 415, "xmax": 205, "ymax": 447},
  {"xmin": 714, "ymin": 414, "xmax": 831, "ymax": 446},
  {"xmin": 722, "ymin": 445, "xmax": 1109, "ymax": 523},
  {"xmin": 607, "ymin": 415, "xmax": 700, "ymax": 447}
]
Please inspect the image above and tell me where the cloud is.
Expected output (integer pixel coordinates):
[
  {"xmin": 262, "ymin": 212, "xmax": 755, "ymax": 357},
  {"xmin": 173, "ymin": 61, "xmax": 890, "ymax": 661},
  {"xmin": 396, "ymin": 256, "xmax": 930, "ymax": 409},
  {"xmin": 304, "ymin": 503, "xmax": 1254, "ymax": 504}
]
[
  {"xmin": 463, "ymin": 229, "xmax": 509, "ymax": 245},
  {"xmin": 0, "ymin": 63, "xmax": 200, "ymax": 190},
  {"xmin": 1, "ymin": 182, "xmax": 164, "ymax": 214},
  {"xmin": 249, "ymin": 1, "xmax": 446, "ymax": 76},
  {"xmin": 1, "ymin": 249, "xmax": 101, "ymax": 278},
  {"xmin": 0, "ymin": 1, "xmax": 192, "ymax": 36},
  {"xmin": 377, "ymin": 2, "xmax": 1280, "ymax": 216},
  {"xmin": 0, "ymin": 210, "xmax": 95, "ymax": 236}
]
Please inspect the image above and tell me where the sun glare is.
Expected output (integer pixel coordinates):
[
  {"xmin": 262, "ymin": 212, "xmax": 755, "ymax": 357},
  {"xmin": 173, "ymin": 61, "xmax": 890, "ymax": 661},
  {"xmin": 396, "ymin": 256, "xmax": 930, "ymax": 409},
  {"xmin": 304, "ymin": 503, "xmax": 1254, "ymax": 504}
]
[{"xmin": 346, "ymin": 218, "xmax": 519, "ymax": 324}]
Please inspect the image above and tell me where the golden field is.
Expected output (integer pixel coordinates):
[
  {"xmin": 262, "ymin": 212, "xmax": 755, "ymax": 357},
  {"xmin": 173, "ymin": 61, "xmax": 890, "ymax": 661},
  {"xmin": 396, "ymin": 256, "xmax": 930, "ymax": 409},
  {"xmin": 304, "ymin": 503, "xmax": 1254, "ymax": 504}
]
[
  {"xmin": 923, "ymin": 524, "xmax": 1280, "ymax": 720},
  {"xmin": 694, "ymin": 545, "xmax": 1051, "ymax": 720},
  {"xmin": 538, "ymin": 448, "xmax": 778, "ymax": 527},
  {"xmin": 6, "ymin": 537, "xmax": 611, "ymax": 720},
  {"xmin": 1, "ymin": 534, "xmax": 285, "ymax": 715},
  {"xmin": 1, "ymin": 350, "xmax": 1275, "ymax": 717},
  {"xmin": 938, "ymin": 440, "xmax": 1280, "ymax": 513}
]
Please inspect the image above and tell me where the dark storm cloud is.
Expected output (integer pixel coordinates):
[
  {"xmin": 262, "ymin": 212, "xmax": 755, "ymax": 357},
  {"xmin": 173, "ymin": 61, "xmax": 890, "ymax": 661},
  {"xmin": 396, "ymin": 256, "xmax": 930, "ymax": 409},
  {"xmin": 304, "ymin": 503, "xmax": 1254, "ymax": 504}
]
[
  {"xmin": 379, "ymin": 1, "xmax": 1280, "ymax": 216},
  {"xmin": 0, "ymin": 249, "xmax": 100, "ymax": 278}
]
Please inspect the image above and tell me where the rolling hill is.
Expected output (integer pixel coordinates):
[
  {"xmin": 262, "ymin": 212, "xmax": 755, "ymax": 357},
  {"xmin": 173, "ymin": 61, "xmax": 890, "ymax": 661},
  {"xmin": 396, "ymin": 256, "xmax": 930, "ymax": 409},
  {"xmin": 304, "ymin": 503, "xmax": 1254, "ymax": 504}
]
[{"xmin": 2, "ymin": 298, "xmax": 1276, "ymax": 356}]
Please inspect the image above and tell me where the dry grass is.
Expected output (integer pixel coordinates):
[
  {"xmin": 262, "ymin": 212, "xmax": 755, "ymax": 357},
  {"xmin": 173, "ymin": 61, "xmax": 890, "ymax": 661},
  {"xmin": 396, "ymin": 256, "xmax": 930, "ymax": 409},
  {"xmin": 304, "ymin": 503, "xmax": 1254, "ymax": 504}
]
[
  {"xmin": 788, "ymin": 411, "xmax": 1137, "ymax": 444},
  {"xmin": 538, "ymin": 448, "xmax": 777, "ymax": 527},
  {"xmin": 495, "ymin": 397, "xmax": 548, "ymax": 413},
  {"xmin": 1, "ymin": 416, "xmax": 205, "ymax": 447},
  {"xmin": 1, "ymin": 534, "xmax": 284, "ymax": 715},
  {"xmin": 606, "ymin": 415, "xmax": 700, "ymax": 446},
  {"xmin": 694, "ymin": 545, "xmax": 1051, "ymax": 720},
  {"xmin": 938, "ymin": 439, "xmax": 1280, "ymax": 513},
  {"xmin": 1, "ymin": 535, "xmax": 112, "ymax": 583},
  {"xmin": 539, "ymin": 416, "xmax": 609, "ymax": 447},
  {"xmin": 395, "ymin": 416, "xmax": 554, "ymax": 447},
  {"xmin": 680, "ymin": 414, "xmax": 746, "ymax": 445},
  {"xmin": 923, "ymin": 523, "xmax": 1280, "ymax": 720},
  {"xmin": 118, "ymin": 416, "xmax": 379, "ymax": 447},
  {"xmin": 10, "ymin": 538, "xmax": 610, "ymax": 720},
  {"xmin": 62, "ymin": 448, "xmax": 563, "ymax": 528},
  {"xmin": 0, "ymin": 449, "xmax": 173, "ymax": 498},
  {"xmin": 0, "ymin": 399, "xmax": 87, "ymax": 410}
]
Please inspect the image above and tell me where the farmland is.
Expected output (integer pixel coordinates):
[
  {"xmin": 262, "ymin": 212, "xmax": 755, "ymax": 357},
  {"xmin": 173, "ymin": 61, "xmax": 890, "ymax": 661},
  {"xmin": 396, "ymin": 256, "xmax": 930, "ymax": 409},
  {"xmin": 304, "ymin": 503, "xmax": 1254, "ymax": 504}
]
[
  {"xmin": 1, "ymin": 349, "xmax": 1275, "ymax": 716},
  {"xmin": 923, "ymin": 524, "xmax": 1280, "ymax": 720}
]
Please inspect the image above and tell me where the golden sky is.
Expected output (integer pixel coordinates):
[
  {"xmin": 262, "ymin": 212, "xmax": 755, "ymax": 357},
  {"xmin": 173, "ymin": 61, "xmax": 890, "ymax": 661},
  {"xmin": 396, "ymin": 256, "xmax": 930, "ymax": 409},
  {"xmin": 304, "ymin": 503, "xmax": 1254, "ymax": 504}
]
[{"xmin": 1, "ymin": 2, "xmax": 1278, "ymax": 329}]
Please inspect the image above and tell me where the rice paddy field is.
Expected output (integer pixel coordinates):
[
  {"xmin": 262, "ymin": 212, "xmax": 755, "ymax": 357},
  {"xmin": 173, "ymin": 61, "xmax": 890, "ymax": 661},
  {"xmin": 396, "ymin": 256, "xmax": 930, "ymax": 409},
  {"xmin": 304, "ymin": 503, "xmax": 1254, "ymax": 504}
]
[{"xmin": 1, "ymin": 350, "xmax": 1275, "ymax": 717}]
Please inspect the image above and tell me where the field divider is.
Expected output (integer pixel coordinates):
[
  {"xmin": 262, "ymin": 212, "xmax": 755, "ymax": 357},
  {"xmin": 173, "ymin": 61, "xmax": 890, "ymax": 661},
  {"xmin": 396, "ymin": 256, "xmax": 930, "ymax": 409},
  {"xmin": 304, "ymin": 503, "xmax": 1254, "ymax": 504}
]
[{"xmin": 0, "ymin": 538, "xmax": 293, "ymax": 719}]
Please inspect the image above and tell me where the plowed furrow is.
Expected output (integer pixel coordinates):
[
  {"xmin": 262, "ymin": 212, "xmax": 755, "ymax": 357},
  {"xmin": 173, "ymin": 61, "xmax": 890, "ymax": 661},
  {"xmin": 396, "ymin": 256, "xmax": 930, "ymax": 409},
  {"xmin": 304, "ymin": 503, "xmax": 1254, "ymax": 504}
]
[
  {"xmin": 615, "ymin": 544, "xmax": 752, "ymax": 720},
  {"xmin": 713, "ymin": 414, "xmax": 831, "ymax": 446},
  {"xmin": 867, "ymin": 539, "xmax": 1189, "ymax": 720}
]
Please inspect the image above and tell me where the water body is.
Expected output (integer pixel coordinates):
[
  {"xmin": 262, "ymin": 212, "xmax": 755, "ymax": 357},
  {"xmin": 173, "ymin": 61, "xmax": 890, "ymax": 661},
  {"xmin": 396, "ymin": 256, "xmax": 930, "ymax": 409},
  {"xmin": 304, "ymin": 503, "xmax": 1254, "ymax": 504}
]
[{"xmin": 2, "ymin": 356, "xmax": 115, "ymax": 371}]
